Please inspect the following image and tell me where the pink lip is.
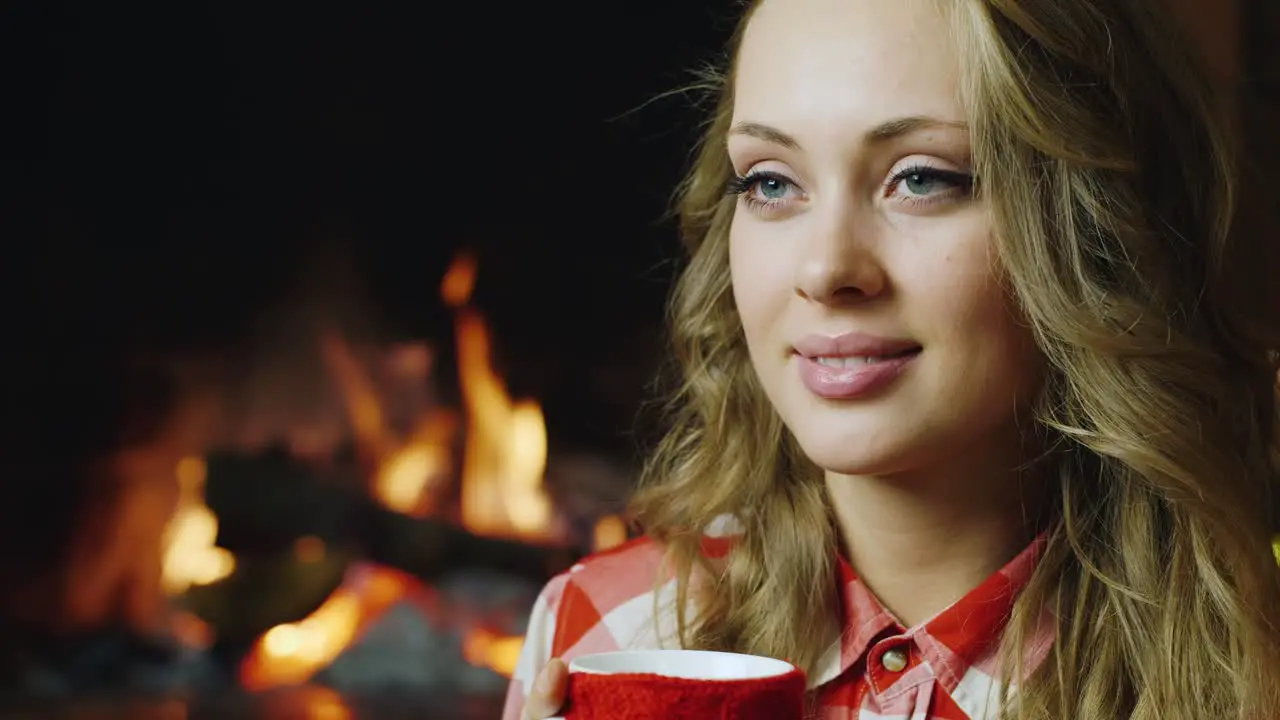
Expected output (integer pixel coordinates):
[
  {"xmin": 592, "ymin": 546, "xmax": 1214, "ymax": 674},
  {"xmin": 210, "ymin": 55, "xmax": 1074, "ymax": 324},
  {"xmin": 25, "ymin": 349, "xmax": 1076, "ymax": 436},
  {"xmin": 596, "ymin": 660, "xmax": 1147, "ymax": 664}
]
[
  {"xmin": 793, "ymin": 333, "xmax": 921, "ymax": 400},
  {"xmin": 793, "ymin": 333, "xmax": 920, "ymax": 359}
]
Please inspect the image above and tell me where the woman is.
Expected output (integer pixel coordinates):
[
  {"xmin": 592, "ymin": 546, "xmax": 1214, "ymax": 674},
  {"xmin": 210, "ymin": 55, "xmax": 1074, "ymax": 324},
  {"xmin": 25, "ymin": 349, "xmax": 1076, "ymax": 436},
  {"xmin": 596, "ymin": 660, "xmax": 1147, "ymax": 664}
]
[{"xmin": 506, "ymin": 0, "xmax": 1280, "ymax": 717}]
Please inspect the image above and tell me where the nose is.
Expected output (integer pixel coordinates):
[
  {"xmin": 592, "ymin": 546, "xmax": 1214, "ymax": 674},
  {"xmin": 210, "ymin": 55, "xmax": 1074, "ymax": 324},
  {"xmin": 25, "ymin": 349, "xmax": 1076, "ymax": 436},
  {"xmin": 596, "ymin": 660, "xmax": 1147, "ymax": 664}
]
[{"xmin": 793, "ymin": 205, "xmax": 887, "ymax": 304}]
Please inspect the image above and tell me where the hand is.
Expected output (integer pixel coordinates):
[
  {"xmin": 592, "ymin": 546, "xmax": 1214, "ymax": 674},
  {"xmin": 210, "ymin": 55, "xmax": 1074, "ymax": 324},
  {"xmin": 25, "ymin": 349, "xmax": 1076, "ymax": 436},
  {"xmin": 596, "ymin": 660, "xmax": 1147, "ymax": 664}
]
[{"xmin": 523, "ymin": 658, "xmax": 568, "ymax": 719}]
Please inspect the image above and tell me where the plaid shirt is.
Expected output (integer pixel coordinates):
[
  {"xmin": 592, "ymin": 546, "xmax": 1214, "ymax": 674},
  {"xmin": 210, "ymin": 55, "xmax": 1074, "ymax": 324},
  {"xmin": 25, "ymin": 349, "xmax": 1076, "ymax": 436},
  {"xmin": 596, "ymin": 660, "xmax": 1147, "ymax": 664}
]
[{"xmin": 503, "ymin": 519, "xmax": 1052, "ymax": 719}]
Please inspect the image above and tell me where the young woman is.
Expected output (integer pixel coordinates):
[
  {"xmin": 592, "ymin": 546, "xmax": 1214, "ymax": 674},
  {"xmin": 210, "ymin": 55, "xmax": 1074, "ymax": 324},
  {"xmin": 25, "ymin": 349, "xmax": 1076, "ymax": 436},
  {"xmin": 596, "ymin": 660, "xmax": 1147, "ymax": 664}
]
[{"xmin": 505, "ymin": 0, "xmax": 1280, "ymax": 717}]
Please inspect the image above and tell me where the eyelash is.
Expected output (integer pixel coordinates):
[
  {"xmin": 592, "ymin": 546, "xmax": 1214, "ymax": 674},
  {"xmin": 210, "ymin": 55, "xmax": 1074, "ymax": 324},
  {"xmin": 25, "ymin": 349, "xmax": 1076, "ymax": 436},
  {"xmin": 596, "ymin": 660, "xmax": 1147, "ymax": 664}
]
[
  {"xmin": 726, "ymin": 165, "xmax": 976, "ymax": 213},
  {"xmin": 726, "ymin": 171, "xmax": 792, "ymax": 213},
  {"xmin": 882, "ymin": 165, "xmax": 975, "ymax": 204}
]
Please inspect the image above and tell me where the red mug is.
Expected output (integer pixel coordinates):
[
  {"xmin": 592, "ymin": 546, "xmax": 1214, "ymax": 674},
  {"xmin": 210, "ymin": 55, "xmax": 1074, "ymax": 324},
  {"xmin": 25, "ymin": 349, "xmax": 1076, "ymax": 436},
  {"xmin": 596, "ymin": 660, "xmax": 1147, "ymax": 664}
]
[{"xmin": 548, "ymin": 649, "xmax": 807, "ymax": 720}]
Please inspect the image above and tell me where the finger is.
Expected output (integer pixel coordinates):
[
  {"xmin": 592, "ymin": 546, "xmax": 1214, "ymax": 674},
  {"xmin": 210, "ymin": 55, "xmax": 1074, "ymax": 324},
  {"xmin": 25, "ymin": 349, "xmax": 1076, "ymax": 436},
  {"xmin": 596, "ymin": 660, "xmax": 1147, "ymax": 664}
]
[{"xmin": 524, "ymin": 658, "xmax": 569, "ymax": 719}]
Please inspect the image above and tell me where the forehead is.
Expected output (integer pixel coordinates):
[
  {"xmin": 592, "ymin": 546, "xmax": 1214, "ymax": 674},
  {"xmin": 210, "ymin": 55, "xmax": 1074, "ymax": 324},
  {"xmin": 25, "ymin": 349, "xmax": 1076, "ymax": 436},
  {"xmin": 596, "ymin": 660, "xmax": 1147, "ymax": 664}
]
[{"xmin": 734, "ymin": 0, "xmax": 964, "ymax": 134}]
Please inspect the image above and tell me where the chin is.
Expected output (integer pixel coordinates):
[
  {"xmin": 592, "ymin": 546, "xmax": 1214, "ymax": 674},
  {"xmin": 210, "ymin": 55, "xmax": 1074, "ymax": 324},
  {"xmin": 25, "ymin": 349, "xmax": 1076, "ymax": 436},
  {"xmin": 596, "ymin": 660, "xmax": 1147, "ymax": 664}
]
[{"xmin": 791, "ymin": 430, "xmax": 913, "ymax": 477}]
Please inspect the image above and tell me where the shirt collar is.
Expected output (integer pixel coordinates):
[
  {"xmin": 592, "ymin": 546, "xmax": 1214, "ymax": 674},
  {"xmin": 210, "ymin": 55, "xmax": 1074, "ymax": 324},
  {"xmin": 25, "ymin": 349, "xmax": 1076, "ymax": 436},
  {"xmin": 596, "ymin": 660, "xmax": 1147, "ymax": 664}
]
[
  {"xmin": 809, "ymin": 533, "xmax": 1048, "ymax": 689},
  {"xmin": 697, "ymin": 516, "xmax": 1049, "ymax": 691}
]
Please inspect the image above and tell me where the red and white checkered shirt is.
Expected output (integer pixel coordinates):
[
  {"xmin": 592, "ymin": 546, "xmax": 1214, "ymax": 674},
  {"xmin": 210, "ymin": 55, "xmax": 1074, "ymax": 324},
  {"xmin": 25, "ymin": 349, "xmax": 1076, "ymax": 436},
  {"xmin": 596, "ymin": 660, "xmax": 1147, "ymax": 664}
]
[{"xmin": 503, "ymin": 519, "xmax": 1052, "ymax": 719}]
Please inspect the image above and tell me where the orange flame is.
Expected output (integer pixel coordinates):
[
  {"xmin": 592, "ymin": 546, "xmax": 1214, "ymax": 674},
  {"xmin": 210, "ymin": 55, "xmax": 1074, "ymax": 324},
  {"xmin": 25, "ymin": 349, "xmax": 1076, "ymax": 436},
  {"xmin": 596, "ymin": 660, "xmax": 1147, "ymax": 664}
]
[
  {"xmin": 463, "ymin": 628, "xmax": 525, "ymax": 677},
  {"xmin": 321, "ymin": 333, "xmax": 453, "ymax": 517},
  {"xmin": 242, "ymin": 250, "xmax": 555, "ymax": 688},
  {"xmin": 440, "ymin": 250, "xmax": 478, "ymax": 308},
  {"xmin": 455, "ymin": 309, "xmax": 554, "ymax": 539},
  {"xmin": 240, "ymin": 566, "xmax": 408, "ymax": 691},
  {"xmin": 161, "ymin": 457, "xmax": 235, "ymax": 595},
  {"xmin": 444, "ymin": 250, "xmax": 556, "ymax": 541}
]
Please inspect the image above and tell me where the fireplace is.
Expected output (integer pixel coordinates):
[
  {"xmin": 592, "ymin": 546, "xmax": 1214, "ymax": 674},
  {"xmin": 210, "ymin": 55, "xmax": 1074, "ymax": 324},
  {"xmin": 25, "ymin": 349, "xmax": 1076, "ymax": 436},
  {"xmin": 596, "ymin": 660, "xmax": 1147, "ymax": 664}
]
[
  {"xmin": 128, "ymin": 249, "xmax": 638, "ymax": 713},
  {"xmin": 0, "ymin": 234, "xmax": 651, "ymax": 720}
]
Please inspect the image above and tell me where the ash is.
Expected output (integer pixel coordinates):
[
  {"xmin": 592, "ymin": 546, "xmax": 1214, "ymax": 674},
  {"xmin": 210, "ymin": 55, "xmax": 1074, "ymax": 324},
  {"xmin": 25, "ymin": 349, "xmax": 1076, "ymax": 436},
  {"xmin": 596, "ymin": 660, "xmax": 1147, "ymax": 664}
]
[{"xmin": 316, "ymin": 570, "xmax": 541, "ymax": 697}]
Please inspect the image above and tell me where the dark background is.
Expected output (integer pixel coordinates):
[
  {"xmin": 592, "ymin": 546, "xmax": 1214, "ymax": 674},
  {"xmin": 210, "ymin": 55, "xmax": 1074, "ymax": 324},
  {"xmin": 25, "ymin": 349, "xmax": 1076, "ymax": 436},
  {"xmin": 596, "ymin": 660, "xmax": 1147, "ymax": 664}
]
[
  {"xmin": 8, "ymin": 0, "xmax": 1279, "ymax": 461},
  {"xmin": 9, "ymin": 0, "xmax": 742, "ymax": 462}
]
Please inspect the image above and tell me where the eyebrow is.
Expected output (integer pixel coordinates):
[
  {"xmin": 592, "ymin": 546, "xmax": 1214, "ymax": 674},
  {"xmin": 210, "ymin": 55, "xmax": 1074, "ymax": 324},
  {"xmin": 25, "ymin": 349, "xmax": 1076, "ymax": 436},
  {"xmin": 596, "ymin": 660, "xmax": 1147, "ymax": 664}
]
[{"xmin": 728, "ymin": 116, "xmax": 968, "ymax": 150}]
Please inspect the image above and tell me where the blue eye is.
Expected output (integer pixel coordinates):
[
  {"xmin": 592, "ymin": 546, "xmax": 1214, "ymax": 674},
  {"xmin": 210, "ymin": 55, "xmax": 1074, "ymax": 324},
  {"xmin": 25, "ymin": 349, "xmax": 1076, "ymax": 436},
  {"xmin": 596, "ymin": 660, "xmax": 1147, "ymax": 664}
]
[
  {"xmin": 756, "ymin": 176, "xmax": 791, "ymax": 199},
  {"xmin": 903, "ymin": 172, "xmax": 941, "ymax": 196},
  {"xmin": 884, "ymin": 166, "xmax": 974, "ymax": 202},
  {"xmin": 727, "ymin": 171, "xmax": 799, "ymax": 212}
]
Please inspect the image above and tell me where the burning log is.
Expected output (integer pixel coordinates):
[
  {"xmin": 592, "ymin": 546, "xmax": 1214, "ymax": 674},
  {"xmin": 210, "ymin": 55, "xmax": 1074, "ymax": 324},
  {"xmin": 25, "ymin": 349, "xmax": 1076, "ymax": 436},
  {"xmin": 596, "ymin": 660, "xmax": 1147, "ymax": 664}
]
[
  {"xmin": 362, "ymin": 501, "xmax": 578, "ymax": 585},
  {"xmin": 188, "ymin": 251, "xmax": 632, "ymax": 692},
  {"xmin": 204, "ymin": 451, "xmax": 579, "ymax": 585}
]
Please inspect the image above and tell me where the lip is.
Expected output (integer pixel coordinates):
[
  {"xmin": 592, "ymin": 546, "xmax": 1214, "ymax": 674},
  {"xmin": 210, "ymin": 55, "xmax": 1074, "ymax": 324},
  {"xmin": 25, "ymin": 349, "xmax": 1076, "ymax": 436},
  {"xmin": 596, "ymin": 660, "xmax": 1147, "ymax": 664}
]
[
  {"xmin": 793, "ymin": 333, "xmax": 921, "ymax": 359},
  {"xmin": 793, "ymin": 333, "xmax": 921, "ymax": 400}
]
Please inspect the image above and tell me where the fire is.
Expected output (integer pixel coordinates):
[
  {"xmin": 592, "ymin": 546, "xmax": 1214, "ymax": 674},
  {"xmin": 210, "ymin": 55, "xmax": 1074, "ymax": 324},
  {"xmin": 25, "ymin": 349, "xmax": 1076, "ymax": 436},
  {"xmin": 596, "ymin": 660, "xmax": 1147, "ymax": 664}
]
[
  {"xmin": 375, "ymin": 413, "xmax": 454, "ymax": 517},
  {"xmin": 463, "ymin": 627, "xmax": 525, "ymax": 677},
  {"xmin": 241, "ymin": 565, "xmax": 409, "ymax": 691},
  {"xmin": 161, "ymin": 457, "xmax": 235, "ymax": 595},
  {"xmin": 240, "ymin": 250, "xmax": 556, "ymax": 688},
  {"xmin": 321, "ymin": 333, "xmax": 454, "ymax": 517},
  {"xmin": 440, "ymin": 250, "xmax": 477, "ymax": 308},
  {"xmin": 446, "ymin": 255, "xmax": 555, "ymax": 540}
]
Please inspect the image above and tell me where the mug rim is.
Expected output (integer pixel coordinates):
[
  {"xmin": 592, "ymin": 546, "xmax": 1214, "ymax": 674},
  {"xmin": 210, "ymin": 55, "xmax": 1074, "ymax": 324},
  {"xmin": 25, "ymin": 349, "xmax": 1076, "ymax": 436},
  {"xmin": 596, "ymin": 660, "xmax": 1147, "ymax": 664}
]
[{"xmin": 567, "ymin": 648, "xmax": 798, "ymax": 679}]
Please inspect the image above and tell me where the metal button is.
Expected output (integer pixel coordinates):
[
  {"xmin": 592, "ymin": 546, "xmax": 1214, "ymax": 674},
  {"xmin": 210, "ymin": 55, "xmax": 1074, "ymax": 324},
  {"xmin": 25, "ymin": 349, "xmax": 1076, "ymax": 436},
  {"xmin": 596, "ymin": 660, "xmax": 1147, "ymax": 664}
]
[{"xmin": 880, "ymin": 648, "xmax": 908, "ymax": 673}]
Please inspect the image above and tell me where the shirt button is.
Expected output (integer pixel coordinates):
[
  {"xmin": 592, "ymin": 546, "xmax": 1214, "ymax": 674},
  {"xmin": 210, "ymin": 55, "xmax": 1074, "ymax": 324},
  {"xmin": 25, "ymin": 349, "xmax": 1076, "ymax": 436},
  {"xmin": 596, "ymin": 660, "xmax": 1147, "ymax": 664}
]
[{"xmin": 880, "ymin": 648, "xmax": 908, "ymax": 673}]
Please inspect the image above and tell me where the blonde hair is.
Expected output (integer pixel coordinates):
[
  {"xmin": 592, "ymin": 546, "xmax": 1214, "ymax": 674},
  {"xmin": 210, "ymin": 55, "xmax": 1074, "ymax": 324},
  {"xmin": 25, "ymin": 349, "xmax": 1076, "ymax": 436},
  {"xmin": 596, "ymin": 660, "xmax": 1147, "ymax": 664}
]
[{"xmin": 629, "ymin": 0, "xmax": 1280, "ymax": 717}]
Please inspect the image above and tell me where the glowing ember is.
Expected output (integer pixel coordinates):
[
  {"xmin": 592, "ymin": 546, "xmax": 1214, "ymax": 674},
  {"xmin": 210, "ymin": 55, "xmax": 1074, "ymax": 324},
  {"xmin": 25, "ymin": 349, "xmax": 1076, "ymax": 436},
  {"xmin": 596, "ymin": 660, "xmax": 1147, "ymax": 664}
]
[
  {"xmin": 260, "ymin": 687, "xmax": 354, "ymax": 720},
  {"xmin": 161, "ymin": 457, "xmax": 235, "ymax": 595},
  {"xmin": 240, "ymin": 565, "xmax": 409, "ymax": 691},
  {"xmin": 463, "ymin": 628, "xmax": 525, "ymax": 678}
]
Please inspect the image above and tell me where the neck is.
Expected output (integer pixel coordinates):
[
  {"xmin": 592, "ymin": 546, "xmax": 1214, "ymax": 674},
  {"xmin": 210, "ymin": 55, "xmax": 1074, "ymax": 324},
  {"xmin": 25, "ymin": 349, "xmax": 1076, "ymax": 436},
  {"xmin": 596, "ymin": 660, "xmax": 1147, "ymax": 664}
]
[{"xmin": 826, "ymin": 439, "xmax": 1048, "ymax": 628}]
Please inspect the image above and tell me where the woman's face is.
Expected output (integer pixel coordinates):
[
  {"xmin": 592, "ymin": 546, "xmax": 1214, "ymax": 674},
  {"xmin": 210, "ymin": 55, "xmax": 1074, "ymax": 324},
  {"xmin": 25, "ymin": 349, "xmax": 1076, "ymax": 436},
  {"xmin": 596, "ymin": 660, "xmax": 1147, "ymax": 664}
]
[{"xmin": 729, "ymin": 0, "xmax": 1042, "ymax": 478}]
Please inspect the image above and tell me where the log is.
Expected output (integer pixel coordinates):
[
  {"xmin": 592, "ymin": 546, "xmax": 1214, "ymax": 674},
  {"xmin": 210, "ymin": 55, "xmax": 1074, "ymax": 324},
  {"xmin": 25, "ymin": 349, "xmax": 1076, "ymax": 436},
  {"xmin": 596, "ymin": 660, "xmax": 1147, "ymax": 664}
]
[{"xmin": 203, "ymin": 450, "xmax": 578, "ymax": 586}]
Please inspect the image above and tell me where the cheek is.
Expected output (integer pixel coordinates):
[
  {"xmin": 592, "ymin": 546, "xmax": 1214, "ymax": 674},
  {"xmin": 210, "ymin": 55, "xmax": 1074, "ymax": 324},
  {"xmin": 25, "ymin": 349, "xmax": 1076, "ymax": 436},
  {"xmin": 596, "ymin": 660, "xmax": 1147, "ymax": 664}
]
[
  {"xmin": 729, "ymin": 224, "xmax": 792, "ymax": 339},
  {"xmin": 910, "ymin": 234, "xmax": 1037, "ymax": 370},
  {"xmin": 927, "ymin": 259, "xmax": 1040, "ymax": 389}
]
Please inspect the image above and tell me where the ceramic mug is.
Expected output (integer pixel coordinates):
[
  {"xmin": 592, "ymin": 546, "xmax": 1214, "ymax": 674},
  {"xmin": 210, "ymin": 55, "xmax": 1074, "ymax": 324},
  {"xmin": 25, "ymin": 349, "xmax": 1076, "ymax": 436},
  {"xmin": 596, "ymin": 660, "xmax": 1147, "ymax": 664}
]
[{"xmin": 548, "ymin": 649, "xmax": 806, "ymax": 719}]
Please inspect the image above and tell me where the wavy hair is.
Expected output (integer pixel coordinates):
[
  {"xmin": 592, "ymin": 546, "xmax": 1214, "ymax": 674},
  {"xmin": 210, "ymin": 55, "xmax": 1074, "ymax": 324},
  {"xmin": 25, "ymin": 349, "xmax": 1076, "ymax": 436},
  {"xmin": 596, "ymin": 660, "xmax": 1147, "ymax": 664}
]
[{"xmin": 629, "ymin": 0, "xmax": 1280, "ymax": 717}]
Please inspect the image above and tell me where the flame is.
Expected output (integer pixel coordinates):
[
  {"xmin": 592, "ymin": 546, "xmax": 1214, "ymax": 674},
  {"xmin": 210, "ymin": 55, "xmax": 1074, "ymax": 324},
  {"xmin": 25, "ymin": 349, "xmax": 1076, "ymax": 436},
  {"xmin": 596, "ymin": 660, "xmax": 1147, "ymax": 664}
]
[
  {"xmin": 161, "ymin": 457, "xmax": 235, "ymax": 595},
  {"xmin": 321, "ymin": 333, "xmax": 453, "ymax": 517},
  {"xmin": 440, "ymin": 250, "xmax": 478, "ymax": 308},
  {"xmin": 375, "ymin": 413, "xmax": 454, "ymax": 517},
  {"xmin": 320, "ymin": 332, "xmax": 389, "ymax": 462},
  {"xmin": 240, "ymin": 565, "xmax": 408, "ymax": 691},
  {"xmin": 244, "ymin": 250, "xmax": 559, "ymax": 689},
  {"xmin": 463, "ymin": 628, "xmax": 524, "ymax": 677},
  {"xmin": 448, "ymin": 254, "xmax": 555, "ymax": 540}
]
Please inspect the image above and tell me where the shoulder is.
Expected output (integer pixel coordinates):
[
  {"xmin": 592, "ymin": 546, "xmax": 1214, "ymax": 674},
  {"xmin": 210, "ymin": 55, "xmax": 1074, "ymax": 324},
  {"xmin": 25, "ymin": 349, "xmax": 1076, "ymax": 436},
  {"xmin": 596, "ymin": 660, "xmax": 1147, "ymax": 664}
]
[
  {"xmin": 561, "ymin": 535, "xmax": 670, "ymax": 601},
  {"xmin": 502, "ymin": 537, "xmax": 674, "ymax": 719},
  {"xmin": 540, "ymin": 520, "xmax": 743, "ymax": 657},
  {"xmin": 520, "ymin": 536, "xmax": 674, "ymax": 662},
  {"xmin": 547, "ymin": 536, "xmax": 673, "ymax": 657}
]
